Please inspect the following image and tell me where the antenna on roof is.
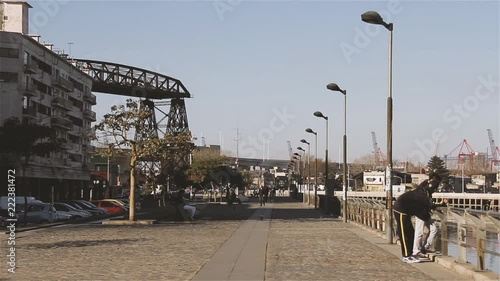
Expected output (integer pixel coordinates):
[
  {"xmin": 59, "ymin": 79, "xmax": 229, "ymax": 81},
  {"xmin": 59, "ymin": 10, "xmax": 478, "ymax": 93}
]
[{"xmin": 68, "ymin": 42, "xmax": 74, "ymax": 58}]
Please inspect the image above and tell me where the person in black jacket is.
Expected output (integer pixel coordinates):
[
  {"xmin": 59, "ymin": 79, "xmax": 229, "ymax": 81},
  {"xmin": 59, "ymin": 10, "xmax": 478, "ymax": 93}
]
[
  {"xmin": 393, "ymin": 178, "xmax": 436, "ymax": 263},
  {"xmin": 412, "ymin": 176, "xmax": 443, "ymax": 258}
]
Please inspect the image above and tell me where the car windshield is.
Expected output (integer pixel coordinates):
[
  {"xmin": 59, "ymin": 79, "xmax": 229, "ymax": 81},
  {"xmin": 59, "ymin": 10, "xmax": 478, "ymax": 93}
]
[
  {"xmin": 80, "ymin": 201, "xmax": 98, "ymax": 208},
  {"xmin": 67, "ymin": 202, "xmax": 83, "ymax": 210}
]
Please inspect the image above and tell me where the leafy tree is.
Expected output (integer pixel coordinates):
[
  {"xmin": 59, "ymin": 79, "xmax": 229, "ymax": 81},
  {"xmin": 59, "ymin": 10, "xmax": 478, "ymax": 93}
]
[
  {"xmin": 0, "ymin": 117, "xmax": 63, "ymax": 223},
  {"xmin": 427, "ymin": 155, "xmax": 451, "ymax": 191},
  {"xmin": 94, "ymin": 99, "xmax": 194, "ymax": 221},
  {"xmin": 187, "ymin": 149, "xmax": 227, "ymax": 189},
  {"xmin": 0, "ymin": 117, "xmax": 63, "ymax": 168}
]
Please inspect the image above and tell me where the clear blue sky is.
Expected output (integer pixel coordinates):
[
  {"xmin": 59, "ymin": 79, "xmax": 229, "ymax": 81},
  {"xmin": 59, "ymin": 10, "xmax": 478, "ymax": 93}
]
[{"xmin": 29, "ymin": 0, "xmax": 499, "ymax": 164}]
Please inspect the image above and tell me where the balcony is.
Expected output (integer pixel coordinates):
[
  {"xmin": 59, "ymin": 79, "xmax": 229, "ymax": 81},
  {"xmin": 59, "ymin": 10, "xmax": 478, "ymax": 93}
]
[
  {"xmin": 21, "ymin": 82, "xmax": 37, "ymax": 97},
  {"xmin": 82, "ymin": 145, "xmax": 96, "ymax": 154},
  {"xmin": 60, "ymin": 139, "xmax": 73, "ymax": 151},
  {"xmin": 22, "ymin": 106, "xmax": 37, "ymax": 118},
  {"xmin": 51, "ymin": 96, "xmax": 73, "ymax": 111},
  {"xmin": 83, "ymin": 90, "xmax": 97, "ymax": 105},
  {"xmin": 83, "ymin": 109, "xmax": 96, "ymax": 121},
  {"xmin": 24, "ymin": 59, "xmax": 38, "ymax": 74},
  {"xmin": 52, "ymin": 76, "xmax": 74, "ymax": 92},
  {"xmin": 68, "ymin": 125, "xmax": 82, "ymax": 136},
  {"xmin": 50, "ymin": 116, "xmax": 73, "ymax": 130}
]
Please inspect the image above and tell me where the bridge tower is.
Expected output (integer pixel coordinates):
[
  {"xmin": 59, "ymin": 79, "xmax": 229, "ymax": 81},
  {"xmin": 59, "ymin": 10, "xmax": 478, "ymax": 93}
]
[{"xmin": 72, "ymin": 59, "xmax": 193, "ymax": 188}]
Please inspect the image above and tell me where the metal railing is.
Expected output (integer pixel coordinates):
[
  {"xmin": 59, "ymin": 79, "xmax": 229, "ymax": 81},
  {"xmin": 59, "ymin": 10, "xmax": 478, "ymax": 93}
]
[
  {"xmin": 435, "ymin": 207, "xmax": 500, "ymax": 272},
  {"xmin": 344, "ymin": 198, "xmax": 500, "ymax": 273}
]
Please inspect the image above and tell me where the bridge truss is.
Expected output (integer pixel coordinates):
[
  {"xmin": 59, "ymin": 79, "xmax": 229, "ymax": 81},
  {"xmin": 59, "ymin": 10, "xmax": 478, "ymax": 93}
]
[{"xmin": 73, "ymin": 59, "xmax": 192, "ymax": 185}]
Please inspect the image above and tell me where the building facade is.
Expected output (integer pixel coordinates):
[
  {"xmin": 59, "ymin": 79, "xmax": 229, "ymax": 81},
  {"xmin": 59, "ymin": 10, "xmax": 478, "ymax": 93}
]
[{"xmin": 0, "ymin": 1, "xmax": 96, "ymax": 201}]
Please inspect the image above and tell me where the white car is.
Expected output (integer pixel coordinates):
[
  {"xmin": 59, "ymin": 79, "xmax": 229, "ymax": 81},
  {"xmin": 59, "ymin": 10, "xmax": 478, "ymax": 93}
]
[{"xmin": 53, "ymin": 202, "xmax": 92, "ymax": 219}]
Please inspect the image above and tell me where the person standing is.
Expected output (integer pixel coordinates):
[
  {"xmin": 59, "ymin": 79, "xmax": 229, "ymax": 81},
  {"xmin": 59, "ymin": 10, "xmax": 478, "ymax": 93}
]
[
  {"xmin": 393, "ymin": 179, "xmax": 434, "ymax": 263},
  {"xmin": 259, "ymin": 185, "xmax": 268, "ymax": 206}
]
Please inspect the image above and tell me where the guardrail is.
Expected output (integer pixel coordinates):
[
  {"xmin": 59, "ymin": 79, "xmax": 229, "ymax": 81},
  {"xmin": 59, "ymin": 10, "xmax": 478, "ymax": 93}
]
[
  {"xmin": 434, "ymin": 207, "xmax": 500, "ymax": 272},
  {"xmin": 345, "ymin": 198, "xmax": 500, "ymax": 273}
]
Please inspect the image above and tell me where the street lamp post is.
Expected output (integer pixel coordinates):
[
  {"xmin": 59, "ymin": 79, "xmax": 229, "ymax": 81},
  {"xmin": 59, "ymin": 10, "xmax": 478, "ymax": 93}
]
[
  {"xmin": 298, "ymin": 146, "xmax": 306, "ymax": 202},
  {"xmin": 300, "ymin": 139, "xmax": 311, "ymax": 206},
  {"xmin": 460, "ymin": 163, "xmax": 465, "ymax": 193},
  {"xmin": 306, "ymin": 128, "xmax": 318, "ymax": 209},
  {"xmin": 326, "ymin": 83, "xmax": 348, "ymax": 222},
  {"xmin": 293, "ymin": 153, "xmax": 302, "ymax": 193},
  {"xmin": 362, "ymin": 10, "xmax": 394, "ymax": 244},
  {"xmin": 314, "ymin": 111, "xmax": 329, "ymax": 214}
]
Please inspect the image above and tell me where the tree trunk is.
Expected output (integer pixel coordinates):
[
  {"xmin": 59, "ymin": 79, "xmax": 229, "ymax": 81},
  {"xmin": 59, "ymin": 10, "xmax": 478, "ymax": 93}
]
[{"xmin": 129, "ymin": 158, "xmax": 136, "ymax": 221}]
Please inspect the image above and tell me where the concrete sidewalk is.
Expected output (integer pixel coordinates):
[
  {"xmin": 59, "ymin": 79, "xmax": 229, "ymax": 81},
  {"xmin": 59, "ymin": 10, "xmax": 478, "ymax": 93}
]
[{"xmin": 193, "ymin": 198, "xmax": 494, "ymax": 281}]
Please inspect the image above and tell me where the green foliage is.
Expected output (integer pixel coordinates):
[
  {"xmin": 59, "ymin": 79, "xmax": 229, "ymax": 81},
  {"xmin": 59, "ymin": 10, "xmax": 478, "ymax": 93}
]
[
  {"xmin": 427, "ymin": 155, "xmax": 451, "ymax": 191},
  {"xmin": 94, "ymin": 99, "xmax": 195, "ymax": 220},
  {"xmin": 0, "ymin": 117, "xmax": 63, "ymax": 165},
  {"xmin": 187, "ymin": 149, "xmax": 227, "ymax": 186}
]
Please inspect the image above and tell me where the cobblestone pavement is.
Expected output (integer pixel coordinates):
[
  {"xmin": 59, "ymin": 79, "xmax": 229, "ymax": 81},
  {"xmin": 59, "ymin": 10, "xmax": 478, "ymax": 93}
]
[
  {"xmin": 266, "ymin": 202, "xmax": 439, "ymax": 281},
  {"xmin": 0, "ymin": 197, "xmax": 471, "ymax": 280}
]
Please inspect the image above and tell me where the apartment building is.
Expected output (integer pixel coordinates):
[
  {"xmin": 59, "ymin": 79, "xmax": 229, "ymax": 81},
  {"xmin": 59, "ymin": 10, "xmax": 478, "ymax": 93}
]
[{"xmin": 0, "ymin": 1, "xmax": 96, "ymax": 201}]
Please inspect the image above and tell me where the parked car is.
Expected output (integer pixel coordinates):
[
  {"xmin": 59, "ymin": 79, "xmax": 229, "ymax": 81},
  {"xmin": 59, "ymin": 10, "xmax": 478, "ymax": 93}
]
[
  {"xmin": 98, "ymin": 199, "xmax": 129, "ymax": 210},
  {"xmin": 90, "ymin": 200, "xmax": 127, "ymax": 215},
  {"xmin": 114, "ymin": 198, "xmax": 141, "ymax": 210},
  {"xmin": 53, "ymin": 202, "xmax": 92, "ymax": 219},
  {"xmin": 63, "ymin": 201, "xmax": 108, "ymax": 216},
  {"xmin": 0, "ymin": 209, "xmax": 17, "ymax": 227},
  {"xmin": 15, "ymin": 203, "xmax": 58, "ymax": 224}
]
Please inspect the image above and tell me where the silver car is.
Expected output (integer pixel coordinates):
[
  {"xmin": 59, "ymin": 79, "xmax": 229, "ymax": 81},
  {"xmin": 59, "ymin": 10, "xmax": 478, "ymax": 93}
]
[{"xmin": 15, "ymin": 203, "xmax": 58, "ymax": 224}]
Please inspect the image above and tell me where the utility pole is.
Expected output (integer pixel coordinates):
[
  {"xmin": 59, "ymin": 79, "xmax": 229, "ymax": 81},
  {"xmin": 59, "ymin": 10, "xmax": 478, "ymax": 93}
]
[
  {"xmin": 235, "ymin": 129, "xmax": 241, "ymax": 169},
  {"xmin": 68, "ymin": 42, "xmax": 74, "ymax": 58}
]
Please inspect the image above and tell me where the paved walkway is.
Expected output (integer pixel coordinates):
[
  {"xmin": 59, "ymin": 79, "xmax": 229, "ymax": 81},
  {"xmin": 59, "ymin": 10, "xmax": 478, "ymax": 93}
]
[{"xmin": 1, "ymin": 197, "xmax": 494, "ymax": 280}]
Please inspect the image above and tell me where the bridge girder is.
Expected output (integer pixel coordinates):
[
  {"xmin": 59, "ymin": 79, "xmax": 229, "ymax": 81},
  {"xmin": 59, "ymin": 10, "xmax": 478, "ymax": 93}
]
[{"xmin": 73, "ymin": 59, "xmax": 191, "ymax": 99}]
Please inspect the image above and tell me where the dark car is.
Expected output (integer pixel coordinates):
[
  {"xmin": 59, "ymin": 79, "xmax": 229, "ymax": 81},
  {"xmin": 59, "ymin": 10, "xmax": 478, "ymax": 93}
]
[
  {"xmin": 64, "ymin": 200, "xmax": 109, "ymax": 216},
  {"xmin": 0, "ymin": 209, "xmax": 17, "ymax": 227}
]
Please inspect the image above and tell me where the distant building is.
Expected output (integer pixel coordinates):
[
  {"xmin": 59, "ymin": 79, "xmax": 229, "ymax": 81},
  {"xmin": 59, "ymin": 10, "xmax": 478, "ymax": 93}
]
[{"xmin": 0, "ymin": 1, "xmax": 96, "ymax": 201}]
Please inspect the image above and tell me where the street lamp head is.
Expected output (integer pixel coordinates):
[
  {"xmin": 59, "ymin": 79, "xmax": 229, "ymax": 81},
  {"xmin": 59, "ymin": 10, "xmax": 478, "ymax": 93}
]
[
  {"xmin": 361, "ymin": 11, "xmax": 393, "ymax": 31},
  {"xmin": 300, "ymin": 139, "xmax": 310, "ymax": 145},
  {"xmin": 314, "ymin": 111, "xmax": 327, "ymax": 120},
  {"xmin": 326, "ymin": 83, "xmax": 346, "ymax": 95},
  {"xmin": 305, "ymin": 128, "xmax": 317, "ymax": 135},
  {"xmin": 297, "ymin": 146, "xmax": 305, "ymax": 152}
]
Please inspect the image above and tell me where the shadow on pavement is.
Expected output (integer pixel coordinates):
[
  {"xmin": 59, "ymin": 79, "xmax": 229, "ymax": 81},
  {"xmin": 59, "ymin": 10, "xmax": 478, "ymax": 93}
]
[{"xmin": 22, "ymin": 238, "xmax": 141, "ymax": 249}]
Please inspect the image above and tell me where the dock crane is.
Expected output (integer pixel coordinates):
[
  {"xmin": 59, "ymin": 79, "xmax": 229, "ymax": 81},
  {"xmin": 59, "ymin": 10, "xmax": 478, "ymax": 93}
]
[
  {"xmin": 371, "ymin": 131, "xmax": 385, "ymax": 169},
  {"xmin": 487, "ymin": 129, "xmax": 500, "ymax": 170}
]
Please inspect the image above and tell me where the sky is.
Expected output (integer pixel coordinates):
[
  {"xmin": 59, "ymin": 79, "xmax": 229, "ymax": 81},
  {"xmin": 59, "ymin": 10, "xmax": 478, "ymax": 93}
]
[{"xmin": 28, "ymin": 0, "xmax": 500, "ymax": 164}]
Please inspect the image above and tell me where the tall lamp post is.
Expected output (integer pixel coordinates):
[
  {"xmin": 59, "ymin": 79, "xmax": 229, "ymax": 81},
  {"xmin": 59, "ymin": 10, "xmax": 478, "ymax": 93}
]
[
  {"xmin": 327, "ymin": 83, "xmax": 348, "ymax": 223},
  {"xmin": 306, "ymin": 128, "xmax": 318, "ymax": 209},
  {"xmin": 314, "ymin": 111, "xmax": 329, "ymax": 214},
  {"xmin": 362, "ymin": 10, "xmax": 394, "ymax": 244},
  {"xmin": 293, "ymin": 153, "xmax": 302, "ymax": 193},
  {"xmin": 300, "ymin": 139, "xmax": 311, "ymax": 206},
  {"xmin": 297, "ymin": 147, "xmax": 306, "ymax": 202}
]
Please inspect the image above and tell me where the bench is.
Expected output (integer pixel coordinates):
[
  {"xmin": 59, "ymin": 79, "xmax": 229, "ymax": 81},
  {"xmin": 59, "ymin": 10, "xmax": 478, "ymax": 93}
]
[{"xmin": 174, "ymin": 204, "xmax": 191, "ymax": 221}]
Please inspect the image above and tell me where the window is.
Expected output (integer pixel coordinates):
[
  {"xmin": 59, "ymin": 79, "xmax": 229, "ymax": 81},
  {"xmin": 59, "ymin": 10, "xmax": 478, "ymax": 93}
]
[
  {"xmin": 0, "ymin": 72, "xmax": 18, "ymax": 83},
  {"xmin": 28, "ymin": 204, "xmax": 45, "ymax": 212},
  {"xmin": 0, "ymin": 47, "xmax": 19, "ymax": 58}
]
